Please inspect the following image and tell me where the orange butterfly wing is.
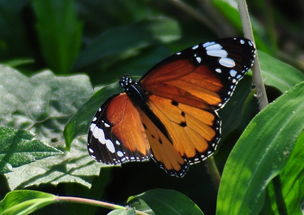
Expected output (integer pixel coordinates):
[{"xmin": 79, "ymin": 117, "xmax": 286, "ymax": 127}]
[
  {"xmin": 88, "ymin": 93, "xmax": 151, "ymax": 164},
  {"xmin": 137, "ymin": 107, "xmax": 187, "ymax": 176},
  {"xmin": 141, "ymin": 38, "xmax": 255, "ymax": 109}
]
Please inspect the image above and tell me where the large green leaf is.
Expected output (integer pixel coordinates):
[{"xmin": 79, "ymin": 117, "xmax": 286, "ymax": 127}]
[
  {"xmin": 217, "ymin": 81, "xmax": 304, "ymax": 215},
  {"xmin": 75, "ymin": 17, "xmax": 180, "ymax": 70},
  {"xmin": 5, "ymin": 137, "xmax": 101, "ymax": 189},
  {"xmin": 0, "ymin": 65, "xmax": 101, "ymax": 189},
  {"xmin": 268, "ymin": 132, "xmax": 304, "ymax": 215},
  {"xmin": 259, "ymin": 51, "xmax": 304, "ymax": 92},
  {"xmin": 128, "ymin": 189, "xmax": 204, "ymax": 215},
  {"xmin": 0, "ymin": 190, "xmax": 55, "ymax": 215},
  {"xmin": 32, "ymin": 0, "xmax": 83, "ymax": 74},
  {"xmin": 0, "ymin": 65, "xmax": 92, "ymax": 145},
  {"xmin": 0, "ymin": 127, "xmax": 62, "ymax": 174},
  {"xmin": 76, "ymin": 0, "xmax": 160, "ymax": 33}
]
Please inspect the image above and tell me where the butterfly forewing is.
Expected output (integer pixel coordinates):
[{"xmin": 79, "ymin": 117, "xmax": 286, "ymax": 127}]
[{"xmin": 141, "ymin": 37, "xmax": 255, "ymax": 109}]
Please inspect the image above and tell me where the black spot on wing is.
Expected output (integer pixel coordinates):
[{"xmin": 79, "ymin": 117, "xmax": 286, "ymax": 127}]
[{"xmin": 171, "ymin": 100, "xmax": 179, "ymax": 106}]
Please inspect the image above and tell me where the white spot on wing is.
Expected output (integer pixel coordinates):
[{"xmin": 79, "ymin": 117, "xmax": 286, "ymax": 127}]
[
  {"xmin": 196, "ymin": 56, "xmax": 202, "ymax": 63},
  {"xmin": 192, "ymin": 44, "xmax": 199, "ymax": 50},
  {"xmin": 91, "ymin": 125, "xmax": 116, "ymax": 153},
  {"xmin": 88, "ymin": 148, "xmax": 94, "ymax": 153},
  {"xmin": 104, "ymin": 122, "xmax": 110, "ymax": 127},
  {"xmin": 116, "ymin": 140, "xmax": 120, "ymax": 145},
  {"xmin": 215, "ymin": 68, "xmax": 222, "ymax": 73},
  {"xmin": 229, "ymin": 69, "xmax": 237, "ymax": 77},
  {"xmin": 240, "ymin": 39, "xmax": 245, "ymax": 44},
  {"xmin": 106, "ymin": 141, "xmax": 115, "ymax": 153},
  {"xmin": 202, "ymin": 41, "xmax": 216, "ymax": 48},
  {"xmin": 90, "ymin": 123, "xmax": 97, "ymax": 131},
  {"xmin": 117, "ymin": 151, "xmax": 124, "ymax": 157},
  {"xmin": 219, "ymin": 58, "xmax": 235, "ymax": 68},
  {"xmin": 205, "ymin": 43, "xmax": 222, "ymax": 51},
  {"xmin": 206, "ymin": 49, "xmax": 228, "ymax": 58},
  {"xmin": 176, "ymin": 52, "xmax": 181, "ymax": 55}
]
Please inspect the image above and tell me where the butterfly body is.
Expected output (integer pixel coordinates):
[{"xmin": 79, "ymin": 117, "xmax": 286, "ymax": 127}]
[
  {"xmin": 88, "ymin": 37, "xmax": 255, "ymax": 177},
  {"xmin": 120, "ymin": 76, "xmax": 171, "ymax": 141}
]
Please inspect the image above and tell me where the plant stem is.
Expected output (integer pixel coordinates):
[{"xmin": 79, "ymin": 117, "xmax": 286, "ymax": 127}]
[
  {"xmin": 237, "ymin": 0, "xmax": 269, "ymax": 110},
  {"xmin": 57, "ymin": 196, "xmax": 149, "ymax": 215}
]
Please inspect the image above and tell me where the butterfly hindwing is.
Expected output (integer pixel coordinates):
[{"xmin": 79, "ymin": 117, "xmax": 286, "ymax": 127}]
[
  {"xmin": 146, "ymin": 95, "xmax": 220, "ymax": 165},
  {"xmin": 137, "ymin": 106, "xmax": 188, "ymax": 177},
  {"xmin": 88, "ymin": 93, "xmax": 151, "ymax": 165}
]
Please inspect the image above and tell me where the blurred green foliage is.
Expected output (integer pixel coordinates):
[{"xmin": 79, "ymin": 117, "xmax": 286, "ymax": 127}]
[{"xmin": 0, "ymin": 0, "xmax": 304, "ymax": 215}]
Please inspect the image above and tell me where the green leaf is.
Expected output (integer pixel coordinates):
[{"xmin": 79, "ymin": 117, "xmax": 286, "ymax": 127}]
[
  {"xmin": 0, "ymin": 64, "xmax": 92, "ymax": 146},
  {"xmin": 77, "ymin": 0, "xmax": 160, "ymax": 32},
  {"xmin": 127, "ymin": 199, "xmax": 154, "ymax": 215},
  {"xmin": 268, "ymin": 132, "xmax": 304, "ymax": 215},
  {"xmin": 259, "ymin": 51, "xmax": 304, "ymax": 92},
  {"xmin": 107, "ymin": 208, "xmax": 136, "ymax": 215},
  {"xmin": 217, "ymin": 81, "xmax": 304, "ymax": 215},
  {"xmin": 32, "ymin": 0, "xmax": 83, "ymax": 74},
  {"xmin": 0, "ymin": 65, "xmax": 101, "ymax": 189},
  {"xmin": 110, "ymin": 46, "xmax": 171, "ymax": 80},
  {"xmin": 5, "ymin": 138, "xmax": 101, "ymax": 190},
  {"xmin": 64, "ymin": 82, "xmax": 120, "ymax": 149},
  {"xmin": 75, "ymin": 17, "xmax": 180, "ymax": 70},
  {"xmin": 0, "ymin": 127, "xmax": 62, "ymax": 174},
  {"xmin": 0, "ymin": 190, "xmax": 56, "ymax": 215},
  {"xmin": 128, "ymin": 189, "xmax": 204, "ymax": 215}
]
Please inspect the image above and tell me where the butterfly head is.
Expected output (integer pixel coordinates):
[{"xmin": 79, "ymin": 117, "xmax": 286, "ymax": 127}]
[{"xmin": 119, "ymin": 75, "xmax": 135, "ymax": 91}]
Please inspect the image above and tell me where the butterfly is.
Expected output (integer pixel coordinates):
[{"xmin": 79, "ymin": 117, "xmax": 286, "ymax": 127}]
[{"xmin": 88, "ymin": 37, "xmax": 255, "ymax": 177}]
